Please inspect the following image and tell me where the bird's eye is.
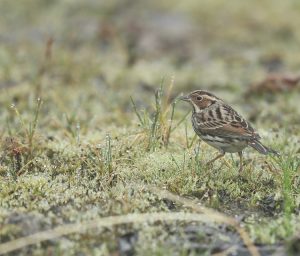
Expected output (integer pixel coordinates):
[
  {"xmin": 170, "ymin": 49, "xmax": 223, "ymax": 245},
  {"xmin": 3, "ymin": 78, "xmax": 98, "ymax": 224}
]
[{"xmin": 196, "ymin": 96, "xmax": 203, "ymax": 101}]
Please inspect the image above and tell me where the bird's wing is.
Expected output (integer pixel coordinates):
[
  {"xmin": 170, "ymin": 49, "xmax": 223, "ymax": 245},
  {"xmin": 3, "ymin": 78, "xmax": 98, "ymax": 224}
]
[{"xmin": 193, "ymin": 104, "xmax": 260, "ymax": 140}]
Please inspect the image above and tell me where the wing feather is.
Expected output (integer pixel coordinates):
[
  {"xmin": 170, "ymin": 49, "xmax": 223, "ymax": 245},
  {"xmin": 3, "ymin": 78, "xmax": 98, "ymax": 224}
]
[{"xmin": 193, "ymin": 104, "xmax": 260, "ymax": 140}]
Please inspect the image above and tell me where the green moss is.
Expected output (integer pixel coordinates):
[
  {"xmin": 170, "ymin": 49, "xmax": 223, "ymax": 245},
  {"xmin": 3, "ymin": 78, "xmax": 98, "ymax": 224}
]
[{"xmin": 0, "ymin": 0, "xmax": 300, "ymax": 254}]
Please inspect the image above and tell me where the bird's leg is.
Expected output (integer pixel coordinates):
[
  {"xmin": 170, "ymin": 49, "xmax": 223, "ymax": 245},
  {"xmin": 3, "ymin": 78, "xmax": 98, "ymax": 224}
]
[
  {"xmin": 206, "ymin": 151, "xmax": 225, "ymax": 166},
  {"xmin": 238, "ymin": 151, "xmax": 243, "ymax": 172}
]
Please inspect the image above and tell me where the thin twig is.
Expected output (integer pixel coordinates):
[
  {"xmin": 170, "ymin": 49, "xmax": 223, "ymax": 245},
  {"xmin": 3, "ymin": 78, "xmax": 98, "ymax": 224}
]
[
  {"xmin": 171, "ymin": 110, "xmax": 191, "ymax": 132},
  {"xmin": 146, "ymin": 186, "xmax": 260, "ymax": 256},
  {"xmin": 0, "ymin": 212, "xmax": 226, "ymax": 255}
]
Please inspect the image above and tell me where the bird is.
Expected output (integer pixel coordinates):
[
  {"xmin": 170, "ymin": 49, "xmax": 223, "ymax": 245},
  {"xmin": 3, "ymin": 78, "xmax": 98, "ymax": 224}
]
[{"xmin": 180, "ymin": 90, "xmax": 279, "ymax": 172}]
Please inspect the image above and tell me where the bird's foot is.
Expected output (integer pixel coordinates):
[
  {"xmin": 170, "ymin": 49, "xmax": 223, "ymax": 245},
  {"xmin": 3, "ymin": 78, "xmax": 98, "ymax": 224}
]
[{"xmin": 238, "ymin": 165, "xmax": 243, "ymax": 173}]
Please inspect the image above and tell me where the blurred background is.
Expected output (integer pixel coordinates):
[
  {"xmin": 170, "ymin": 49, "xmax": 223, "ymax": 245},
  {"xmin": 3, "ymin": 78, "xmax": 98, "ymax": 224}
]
[
  {"xmin": 0, "ymin": 0, "xmax": 299, "ymax": 146},
  {"xmin": 1, "ymin": 0, "xmax": 300, "ymax": 104}
]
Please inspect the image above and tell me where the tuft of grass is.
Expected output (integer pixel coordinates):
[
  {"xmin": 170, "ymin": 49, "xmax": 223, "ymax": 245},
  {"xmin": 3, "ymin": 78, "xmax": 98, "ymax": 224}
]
[
  {"xmin": 277, "ymin": 155, "xmax": 300, "ymax": 235},
  {"xmin": 2, "ymin": 98, "xmax": 42, "ymax": 177},
  {"xmin": 130, "ymin": 79, "xmax": 183, "ymax": 151},
  {"xmin": 102, "ymin": 134, "xmax": 113, "ymax": 174},
  {"xmin": 10, "ymin": 98, "xmax": 42, "ymax": 157}
]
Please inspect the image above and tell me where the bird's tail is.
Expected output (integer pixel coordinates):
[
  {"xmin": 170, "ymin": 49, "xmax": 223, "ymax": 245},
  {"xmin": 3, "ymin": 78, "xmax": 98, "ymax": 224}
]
[{"xmin": 248, "ymin": 140, "xmax": 280, "ymax": 156}]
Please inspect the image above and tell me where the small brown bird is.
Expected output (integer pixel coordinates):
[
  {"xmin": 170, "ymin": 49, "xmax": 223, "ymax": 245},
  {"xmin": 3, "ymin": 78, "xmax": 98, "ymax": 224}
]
[{"xmin": 180, "ymin": 90, "xmax": 278, "ymax": 171}]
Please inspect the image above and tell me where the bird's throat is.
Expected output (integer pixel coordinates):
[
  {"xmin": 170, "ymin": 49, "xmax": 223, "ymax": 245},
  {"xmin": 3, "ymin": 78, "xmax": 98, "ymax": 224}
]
[{"xmin": 191, "ymin": 102, "xmax": 203, "ymax": 113}]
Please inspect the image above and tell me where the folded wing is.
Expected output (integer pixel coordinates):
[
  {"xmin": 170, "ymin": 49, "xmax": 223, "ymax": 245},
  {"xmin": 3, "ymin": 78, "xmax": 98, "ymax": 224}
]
[{"xmin": 193, "ymin": 104, "xmax": 260, "ymax": 140}]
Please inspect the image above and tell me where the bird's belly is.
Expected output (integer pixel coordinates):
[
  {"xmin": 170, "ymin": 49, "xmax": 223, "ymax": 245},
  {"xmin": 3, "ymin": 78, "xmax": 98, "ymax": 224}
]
[{"xmin": 199, "ymin": 134, "xmax": 248, "ymax": 153}]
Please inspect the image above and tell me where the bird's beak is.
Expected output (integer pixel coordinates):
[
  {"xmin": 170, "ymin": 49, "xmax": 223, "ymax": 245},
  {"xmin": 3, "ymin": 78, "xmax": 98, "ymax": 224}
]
[{"xmin": 179, "ymin": 95, "xmax": 190, "ymax": 102}]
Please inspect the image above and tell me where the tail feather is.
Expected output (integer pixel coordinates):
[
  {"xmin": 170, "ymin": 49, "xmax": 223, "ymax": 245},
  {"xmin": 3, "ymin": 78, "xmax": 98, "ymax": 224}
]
[{"xmin": 249, "ymin": 140, "xmax": 280, "ymax": 156}]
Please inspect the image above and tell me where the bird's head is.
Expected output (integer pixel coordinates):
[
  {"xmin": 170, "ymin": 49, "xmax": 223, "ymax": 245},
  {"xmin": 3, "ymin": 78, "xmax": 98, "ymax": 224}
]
[{"xmin": 179, "ymin": 90, "xmax": 221, "ymax": 112}]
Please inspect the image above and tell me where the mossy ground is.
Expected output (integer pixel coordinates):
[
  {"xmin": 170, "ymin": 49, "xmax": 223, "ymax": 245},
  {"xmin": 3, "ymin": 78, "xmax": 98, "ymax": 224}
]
[{"xmin": 0, "ymin": 0, "xmax": 300, "ymax": 255}]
